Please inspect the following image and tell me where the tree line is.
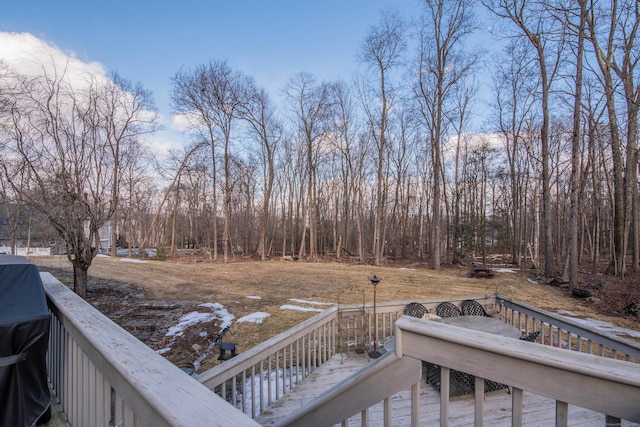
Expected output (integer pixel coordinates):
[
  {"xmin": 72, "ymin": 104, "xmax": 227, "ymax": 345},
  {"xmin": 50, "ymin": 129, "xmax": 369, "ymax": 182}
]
[{"xmin": 1, "ymin": 0, "xmax": 639, "ymax": 297}]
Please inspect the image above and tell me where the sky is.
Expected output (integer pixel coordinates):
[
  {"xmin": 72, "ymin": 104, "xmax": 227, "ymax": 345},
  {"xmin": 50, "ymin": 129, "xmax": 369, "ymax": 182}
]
[{"xmin": 1, "ymin": 1, "xmax": 499, "ymax": 153}]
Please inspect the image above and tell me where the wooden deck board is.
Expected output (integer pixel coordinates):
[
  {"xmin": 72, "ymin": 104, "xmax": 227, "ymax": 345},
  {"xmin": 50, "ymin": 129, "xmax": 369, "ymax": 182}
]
[{"xmin": 255, "ymin": 353, "xmax": 640, "ymax": 427}]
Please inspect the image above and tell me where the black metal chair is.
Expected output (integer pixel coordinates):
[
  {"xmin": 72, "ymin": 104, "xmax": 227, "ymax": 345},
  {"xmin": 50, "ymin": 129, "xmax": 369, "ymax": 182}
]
[
  {"xmin": 425, "ymin": 363, "xmax": 508, "ymax": 397},
  {"xmin": 520, "ymin": 330, "xmax": 541, "ymax": 342},
  {"xmin": 403, "ymin": 302, "xmax": 429, "ymax": 318},
  {"xmin": 436, "ymin": 302, "xmax": 461, "ymax": 318},
  {"xmin": 460, "ymin": 299, "xmax": 492, "ymax": 317}
]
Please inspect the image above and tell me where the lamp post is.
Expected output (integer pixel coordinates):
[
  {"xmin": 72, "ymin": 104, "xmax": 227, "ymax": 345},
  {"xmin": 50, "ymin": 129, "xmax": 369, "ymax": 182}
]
[{"xmin": 368, "ymin": 275, "xmax": 382, "ymax": 359}]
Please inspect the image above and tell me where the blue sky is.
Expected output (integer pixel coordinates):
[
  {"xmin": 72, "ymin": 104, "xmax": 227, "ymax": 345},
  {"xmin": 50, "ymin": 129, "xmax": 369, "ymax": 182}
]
[
  {"xmin": 1, "ymin": 1, "xmax": 427, "ymax": 116},
  {"xmin": 2, "ymin": 1, "xmax": 501, "ymax": 152}
]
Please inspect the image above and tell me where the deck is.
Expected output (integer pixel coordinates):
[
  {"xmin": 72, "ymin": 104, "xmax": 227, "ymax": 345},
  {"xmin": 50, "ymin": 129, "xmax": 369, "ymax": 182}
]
[{"xmin": 256, "ymin": 351, "xmax": 640, "ymax": 427}]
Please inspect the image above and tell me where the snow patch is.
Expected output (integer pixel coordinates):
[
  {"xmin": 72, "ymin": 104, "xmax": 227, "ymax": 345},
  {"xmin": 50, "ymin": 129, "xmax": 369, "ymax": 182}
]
[
  {"xmin": 495, "ymin": 268, "xmax": 516, "ymax": 273},
  {"xmin": 165, "ymin": 303, "xmax": 234, "ymax": 337},
  {"xmin": 565, "ymin": 317, "xmax": 640, "ymax": 339},
  {"xmin": 557, "ymin": 310, "xmax": 578, "ymax": 317},
  {"xmin": 237, "ymin": 312, "xmax": 271, "ymax": 324},
  {"xmin": 288, "ymin": 298, "xmax": 334, "ymax": 306},
  {"xmin": 280, "ymin": 304, "xmax": 325, "ymax": 313},
  {"xmin": 246, "ymin": 295, "xmax": 262, "ymax": 300},
  {"xmin": 120, "ymin": 257, "xmax": 147, "ymax": 263},
  {"xmin": 527, "ymin": 278, "xmax": 539, "ymax": 284}
]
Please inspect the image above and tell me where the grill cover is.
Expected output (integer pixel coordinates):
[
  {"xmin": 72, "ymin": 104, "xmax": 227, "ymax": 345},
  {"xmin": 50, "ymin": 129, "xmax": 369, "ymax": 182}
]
[{"xmin": 0, "ymin": 255, "xmax": 50, "ymax": 427}]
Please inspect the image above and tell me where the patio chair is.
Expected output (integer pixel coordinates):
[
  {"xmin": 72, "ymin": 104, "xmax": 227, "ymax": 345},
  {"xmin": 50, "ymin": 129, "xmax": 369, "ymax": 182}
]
[
  {"xmin": 403, "ymin": 302, "xmax": 429, "ymax": 318},
  {"xmin": 425, "ymin": 363, "xmax": 506, "ymax": 397},
  {"xmin": 460, "ymin": 299, "xmax": 492, "ymax": 317},
  {"xmin": 436, "ymin": 302, "xmax": 461, "ymax": 318},
  {"xmin": 520, "ymin": 330, "xmax": 541, "ymax": 342}
]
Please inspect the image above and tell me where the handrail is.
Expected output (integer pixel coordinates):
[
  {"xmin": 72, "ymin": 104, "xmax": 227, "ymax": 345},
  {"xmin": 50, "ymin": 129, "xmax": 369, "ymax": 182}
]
[
  {"xmin": 196, "ymin": 306, "xmax": 338, "ymax": 388},
  {"xmin": 496, "ymin": 295, "xmax": 640, "ymax": 360},
  {"xmin": 274, "ymin": 352, "xmax": 422, "ymax": 427},
  {"xmin": 42, "ymin": 273, "xmax": 258, "ymax": 427},
  {"xmin": 398, "ymin": 316, "xmax": 640, "ymax": 423},
  {"xmin": 274, "ymin": 316, "xmax": 640, "ymax": 426}
]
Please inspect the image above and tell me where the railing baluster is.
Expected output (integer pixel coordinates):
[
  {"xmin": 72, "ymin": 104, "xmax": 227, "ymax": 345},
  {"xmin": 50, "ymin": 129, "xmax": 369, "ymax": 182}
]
[
  {"xmin": 511, "ymin": 387, "xmax": 523, "ymax": 426},
  {"xmin": 232, "ymin": 374, "xmax": 237, "ymax": 411},
  {"xmin": 241, "ymin": 370, "xmax": 247, "ymax": 414},
  {"xmin": 383, "ymin": 396, "xmax": 392, "ymax": 427},
  {"xmin": 275, "ymin": 351, "xmax": 280, "ymax": 401},
  {"xmin": 288, "ymin": 343, "xmax": 293, "ymax": 389},
  {"xmin": 474, "ymin": 376, "xmax": 485, "ymax": 427},
  {"xmin": 556, "ymin": 400, "xmax": 568, "ymax": 427},
  {"xmin": 259, "ymin": 360, "xmax": 265, "ymax": 413},
  {"xmin": 440, "ymin": 367, "xmax": 450, "ymax": 427},
  {"xmin": 251, "ymin": 364, "xmax": 256, "ymax": 418},
  {"xmin": 268, "ymin": 355, "xmax": 273, "ymax": 405}
]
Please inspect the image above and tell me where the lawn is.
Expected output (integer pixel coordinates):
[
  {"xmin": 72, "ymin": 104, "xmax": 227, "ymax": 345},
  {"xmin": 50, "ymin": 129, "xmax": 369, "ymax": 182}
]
[{"xmin": 30, "ymin": 255, "xmax": 639, "ymax": 372}]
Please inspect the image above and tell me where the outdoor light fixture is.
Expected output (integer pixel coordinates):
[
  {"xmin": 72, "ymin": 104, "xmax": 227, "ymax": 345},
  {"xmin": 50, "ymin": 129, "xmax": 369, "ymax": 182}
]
[{"xmin": 368, "ymin": 275, "xmax": 382, "ymax": 359}]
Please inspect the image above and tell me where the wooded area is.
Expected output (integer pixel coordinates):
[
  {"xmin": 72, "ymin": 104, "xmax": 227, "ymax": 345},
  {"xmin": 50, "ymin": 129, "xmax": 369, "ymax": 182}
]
[{"xmin": 1, "ymin": 0, "xmax": 639, "ymax": 296}]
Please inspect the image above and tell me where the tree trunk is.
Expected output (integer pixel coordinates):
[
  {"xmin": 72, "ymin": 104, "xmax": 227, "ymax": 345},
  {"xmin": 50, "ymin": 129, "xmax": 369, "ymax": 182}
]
[
  {"xmin": 72, "ymin": 263, "xmax": 89, "ymax": 299},
  {"xmin": 568, "ymin": 0, "xmax": 586, "ymax": 290}
]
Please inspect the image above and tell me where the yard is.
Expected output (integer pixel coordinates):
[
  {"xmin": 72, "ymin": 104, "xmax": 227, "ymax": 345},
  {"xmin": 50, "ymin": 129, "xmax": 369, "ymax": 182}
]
[{"xmin": 29, "ymin": 255, "xmax": 640, "ymax": 373}]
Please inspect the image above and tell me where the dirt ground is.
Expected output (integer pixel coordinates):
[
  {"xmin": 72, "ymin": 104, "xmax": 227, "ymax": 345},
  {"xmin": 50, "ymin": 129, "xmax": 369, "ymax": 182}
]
[{"xmin": 31, "ymin": 255, "xmax": 640, "ymax": 373}]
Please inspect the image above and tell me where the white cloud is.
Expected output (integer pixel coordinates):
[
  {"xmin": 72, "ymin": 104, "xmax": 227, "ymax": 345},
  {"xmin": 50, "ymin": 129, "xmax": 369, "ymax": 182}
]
[
  {"xmin": 0, "ymin": 32, "xmax": 108, "ymax": 86},
  {"xmin": 1, "ymin": 32, "xmax": 183, "ymax": 160}
]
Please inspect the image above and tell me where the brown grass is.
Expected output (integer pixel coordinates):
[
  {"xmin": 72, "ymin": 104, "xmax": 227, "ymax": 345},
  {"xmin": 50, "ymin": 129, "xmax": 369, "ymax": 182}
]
[{"xmin": 31, "ymin": 255, "xmax": 639, "ymax": 371}]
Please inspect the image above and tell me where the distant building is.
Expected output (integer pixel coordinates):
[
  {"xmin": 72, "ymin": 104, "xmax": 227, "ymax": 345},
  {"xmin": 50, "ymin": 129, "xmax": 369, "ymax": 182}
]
[{"xmin": 0, "ymin": 203, "xmax": 56, "ymax": 255}]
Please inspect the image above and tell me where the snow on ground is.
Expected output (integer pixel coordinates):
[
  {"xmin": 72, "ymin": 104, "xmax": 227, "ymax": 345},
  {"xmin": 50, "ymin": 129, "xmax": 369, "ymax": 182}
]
[
  {"xmin": 563, "ymin": 317, "xmax": 640, "ymax": 339},
  {"xmin": 157, "ymin": 303, "xmax": 235, "ymax": 355},
  {"xmin": 280, "ymin": 304, "xmax": 325, "ymax": 313},
  {"xmin": 288, "ymin": 298, "xmax": 334, "ymax": 306},
  {"xmin": 557, "ymin": 309, "xmax": 578, "ymax": 317},
  {"xmin": 246, "ymin": 295, "xmax": 262, "ymax": 300},
  {"xmin": 165, "ymin": 303, "xmax": 234, "ymax": 337},
  {"xmin": 237, "ymin": 312, "xmax": 270, "ymax": 324},
  {"xmin": 527, "ymin": 278, "xmax": 539, "ymax": 284},
  {"xmin": 199, "ymin": 303, "xmax": 235, "ymax": 329},
  {"xmin": 280, "ymin": 298, "xmax": 334, "ymax": 313},
  {"xmin": 119, "ymin": 257, "xmax": 147, "ymax": 263},
  {"xmin": 495, "ymin": 268, "xmax": 516, "ymax": 273}
]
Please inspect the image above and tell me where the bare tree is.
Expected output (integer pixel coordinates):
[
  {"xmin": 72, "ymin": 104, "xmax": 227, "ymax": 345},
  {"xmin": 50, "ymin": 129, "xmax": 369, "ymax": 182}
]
[
  {"xmin": 0, "ymin": 60, "xmax": 156, "ymax": 297},
  {"xmin": 237, "ymin": 78, "xmax": 282, "ymax": 260},
  {"xmin": 99, "ymin": 73, "xmax": 158, "ymax": 256},
  {"xmin": 584, "ymin": 0, "xmax": 640, "ymax": 275},
  {"xmin": 484, "ymin": 0, "xmax": 564, "ymax": 277},
  {"xmin": 358, "ymin": 9, "xmax": 407, "ymax": 265},
  {"xmin": 284, "ymin": 72, "xmax": 332, "ymax": 259},
  {"xmin": 172, "ymin": 61, "xmax": 245, "ymax": 263},
  {"xmin": 414, "ymin": 0, "xmax": 478, "ymax": 269},
  {"xmin": 491, "ymin": 40, "xmax": 539, "ymax": 266},
  {"xmin": 557, "ymin": 0, "xmax": 588, "ymax": 289}
]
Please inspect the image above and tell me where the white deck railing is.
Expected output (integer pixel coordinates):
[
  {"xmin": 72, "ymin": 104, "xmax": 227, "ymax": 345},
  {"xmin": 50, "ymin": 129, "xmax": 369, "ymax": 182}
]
[
  {"xmin": 275, "ymin": 316, "xmax": 640, "ymax": 427},
  {"xmin": 496, "ymin": 296, "xmax": 640, "ymax": 361},
  {"xmin": 196, "ymin": 307, "xmax": 339, "ymax": 417},
  {"xmin": 43, "ymin": 269, "xmax": 640, "ymax": 426},
  {"xmin": 43, "ymin": 273, "xmax": 258, "ymax": 427},
  {"xmin": 198, "ymin": 294, "xmax": 640, "ymax": 422}
]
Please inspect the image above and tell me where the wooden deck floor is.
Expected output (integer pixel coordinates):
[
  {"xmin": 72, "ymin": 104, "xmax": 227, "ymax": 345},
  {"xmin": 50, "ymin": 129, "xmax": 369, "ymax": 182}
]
[{"xmin": 255, "ymin": 352, "xmax": 640, "ymax": 427}]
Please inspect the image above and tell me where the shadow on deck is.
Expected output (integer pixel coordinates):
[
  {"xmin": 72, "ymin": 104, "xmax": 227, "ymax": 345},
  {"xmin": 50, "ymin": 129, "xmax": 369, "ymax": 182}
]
[{"xmin": 256, "ymin": 351, "xmax": 640, "ymax": 427}]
